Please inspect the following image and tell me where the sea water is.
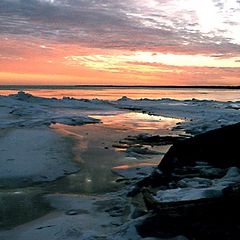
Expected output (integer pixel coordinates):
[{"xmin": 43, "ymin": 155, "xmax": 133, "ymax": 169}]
[{"xmin": 0, "ymin": 86, "xmax": 240, "ymax": 101}]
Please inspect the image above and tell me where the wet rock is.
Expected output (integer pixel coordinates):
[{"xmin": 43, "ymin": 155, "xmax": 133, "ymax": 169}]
[
  {"xmin": 138, "ymin": 184, "xmax": 240, "ymax": 239},
  {"xmin": 128, "ymin": 169, "xmax": 170, "ymax": 197},
  {"xmin": 125, "ymin": 133, "xmax": 186, "ymax": 146},
  {"xmin": 159, "ymin": 122, "xmax": 240, "ymax": 174},
  {"xmin": 136, "ymin": 134, "xmax": 186, "ymax": 145},
  {"xmin": 131, "ymin": 208, "xmax": 147, "ymax": 219},
  {"xmin": 133, "ymin": 122, "xmax": 240, "ymax": 239},
  {"xmin": 126, "ymin": 146, "xmax": 160, "ymax": 155}
]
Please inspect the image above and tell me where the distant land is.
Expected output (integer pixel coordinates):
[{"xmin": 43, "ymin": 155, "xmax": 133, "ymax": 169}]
[{"xmin": 0, "ymin": 85, "xmax": 240, "ymax": 90}]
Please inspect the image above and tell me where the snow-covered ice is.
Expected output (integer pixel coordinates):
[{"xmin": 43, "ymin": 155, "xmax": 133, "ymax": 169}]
[
  {"xmin": 154, "ymin": 167, "xmax": 240, "ymax": 203},
  {"xmin": 1, "ymin": 92, "xmax": 240, "ymax": 134},
  {"xmin": 1, "ymin": 91, "xmax": 240, "ymax": 239},
  {"xmin": 112, "ymin": 97, "xmax": 240, "ymax": 134},
  {"xmin": 0, "ymin": 127, "xmax": 80, "ymax": 186}
]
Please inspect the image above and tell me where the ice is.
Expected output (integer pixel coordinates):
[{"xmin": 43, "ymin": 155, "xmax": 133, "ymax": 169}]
[
  {"xmin": 1, "ymin": 92, "xmax": 240, "ymax": 134},
  {"xmin": 214, "ymin": 167, "xmax": 240, "ymax": 187},
  {"xmin": 177, "ymin": 177, "xmax": 212, "ymax": 188},
  {"xmin": 1, "ymin": 92, "xmax": 240, "ymax": 239},
  {"xmin": 111, "ymin": 97, "xmax": 240, "ymax": 134},
  {"xmin": 0, "ymin": 91, "xmax": 129, "ymax": 129},
  {"xmin": 0, "ymin": 128, "xmax": 80, "ymax": 185},
  {"xmin": 154, "ymin": 167, "xmax": 240, "ymax": 203},
  {"xmin": 0, "ymin": 193, "xmax": 137, "ymax": 240},
  {"xmin": 154, "ymin": 187, "xmax": 224, "ymax": 202}
]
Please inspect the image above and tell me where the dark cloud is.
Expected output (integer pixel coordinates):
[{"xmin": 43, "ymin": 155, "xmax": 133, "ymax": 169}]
[{"xmin": 0, "ymin": 0, "xmax": 239, "ymax": 56}]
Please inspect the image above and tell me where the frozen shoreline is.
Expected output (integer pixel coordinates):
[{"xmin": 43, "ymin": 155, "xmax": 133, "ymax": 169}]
[
  {"xmin": 0, "ymin": 127, "xmax": 80, "ymax": 187},
  {"xmin": 1, "ymin": 92, "xmax": 240, "ymax": 239},
  {"xmin": 1, "ymin": 91, "xmax": 240, "ymax": 133},
  {"xmin": 0, "ymin": 92, "xmax": 240, "ymax": 134},
  {"xmin": 113, "ymin": 96, "xmax": 240, "ymax": 134}
]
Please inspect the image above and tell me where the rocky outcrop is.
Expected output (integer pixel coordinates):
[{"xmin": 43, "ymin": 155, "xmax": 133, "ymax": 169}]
[
  {"xmin": 160, "ymin": 122, "xmax": 240, "ymax": 174},
  {"xmin": 131, "ymin": 122, "xmax": 240, "ymax": 239}
]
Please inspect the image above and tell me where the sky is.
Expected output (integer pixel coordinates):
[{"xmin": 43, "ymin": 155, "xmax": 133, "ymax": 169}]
[{"xmin": 0, "ymin": 0, "xmax": 240, "ymax": 85}]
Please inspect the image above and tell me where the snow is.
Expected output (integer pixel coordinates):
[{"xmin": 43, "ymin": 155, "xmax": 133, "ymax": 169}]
[
  {"xmin": 112, "ymin": 166, "xmax": 156, "ymax": 180},
  {"xmin": 1, "ymin": 92, "xmax": 240, "ymax": 134},
  {"xmin": 177, "ymin": 177, "xmax": 212, "ymax": 188},
  {"xmin": 154, "ymin": 187, "xmax": 224, "ymax": 202},
  {"xmin": 154, "ymin": 167, "xmax": 240, "ymax": 203},
  {"xmin": 1, "ymin": 91, "xmax": 240, "ymax": 239},
  {"xmin": 112, "ymin": 97, "xmax": 240, "ymax": 134},
  {"xmin": 0, "ymin": 92, "xmax": 106, "ymax": 129},
  {"xmin": 0, "ymin": 193, "xmax": 138, "ymax": 240},
  {"xmin": 0, "ymin": 127, "xmax": 79, "ymax": 186},
  {"xmin": 214, "ymin": 167, "xmax": 240, "ymax": 187}
]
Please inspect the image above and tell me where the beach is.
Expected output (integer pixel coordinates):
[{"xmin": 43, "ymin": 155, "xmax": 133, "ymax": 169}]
[{"xmin": 0, "ymin": 90, "xmax": 240, "ymax": 239}]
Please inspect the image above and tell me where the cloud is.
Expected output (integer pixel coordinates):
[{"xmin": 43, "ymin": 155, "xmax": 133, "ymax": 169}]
[{"xmin": 0, "ymin": 0, "xmax": 239, "ymax": 57}]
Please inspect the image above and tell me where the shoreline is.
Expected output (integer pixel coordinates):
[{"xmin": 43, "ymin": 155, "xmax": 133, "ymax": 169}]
[{"xmin": 1, "ymin": 92, "xmax": 240, "ymax": 239}]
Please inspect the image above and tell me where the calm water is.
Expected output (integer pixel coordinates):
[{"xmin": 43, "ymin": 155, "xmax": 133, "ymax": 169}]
[
  {"xmin": 0, "ymin": 87, "xmax": 240, "ymax": 101},
  {"xmin": 49, "ymin": 111, "xmax": 183, "ymax": 194},
  {"xmin": 0, "ymin": 110, "xmax": 183, "ymax": 229}
]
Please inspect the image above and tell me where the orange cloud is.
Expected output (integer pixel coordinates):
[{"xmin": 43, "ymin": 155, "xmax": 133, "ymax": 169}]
[{"xmin": 0, "ymin": 36, "xmax": 239, "ymax": 86}]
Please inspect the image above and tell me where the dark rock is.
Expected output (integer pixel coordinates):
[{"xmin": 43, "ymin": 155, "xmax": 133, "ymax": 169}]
[
  {"xmin": 136, "ymin": 134, "xmax": 186, "ymax": 146},
  {"xmin": 127, "ymin": 146, "xmax": 160, "ymax": 155},
  {"xmin": 159, "ymin": 122, "xmax": 240, "ymax": 174},
  {"xmin": 133, "ymin": 123, "xmax": 240, "ymax": 239},
  {"xmin": 137, "ymin": 184, "xmax": 240, "ymax": 239},
  {"xmin": 131, "ymin": 208, "xmax": 147, "ymax": 219}
]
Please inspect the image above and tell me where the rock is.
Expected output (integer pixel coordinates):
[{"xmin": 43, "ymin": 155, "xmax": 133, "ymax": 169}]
[
  {"xmin": 159, "ymin": 122, "xmax": 240, "ymax": 174},
  {"xmin": 128, "ymin": 133, "xmax": 186, "ymax": 146},
  {"xmin": 126, "ymin": 146, "xmax": 160, "ymax": 155},
  {"xmin": 131, "ymin": 208, "xmax": 147, "ymax": 219},
  {"xmin": 138, "ymin": 182, "xmax": 240, "ymax": 239},
  {"xmin": 137, "ymin": 134, "xmax": 185, "ymax": 145},
  {"xmin": 129, "ymin": 169, "xmax": 170, "ymax": 195},
  {"xmin": 133, "ymin": 123, "xmax": 240, "ymax": 239}
]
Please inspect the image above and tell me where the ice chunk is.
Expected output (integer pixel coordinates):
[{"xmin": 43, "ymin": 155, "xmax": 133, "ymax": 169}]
[{"xmin": 154, "ymin": 187, "xmax": 223, "ymax": 202}]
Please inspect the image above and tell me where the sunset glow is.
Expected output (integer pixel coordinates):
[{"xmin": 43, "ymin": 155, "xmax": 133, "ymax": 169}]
[{"xmin": 0, "ymin": 0, "xmax": 239, "ymax": 85}]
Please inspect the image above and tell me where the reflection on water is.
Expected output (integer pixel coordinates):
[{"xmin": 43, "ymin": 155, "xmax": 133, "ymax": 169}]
[
  {"xmin": 49, "ymin": 123, "xmax": 127, "ymax": 194},
  {"xmin": 49, "ymin": 111, "xmax": 183, "ymax": 194},
  {"xmin": 1, "ymin": 87, "xmax": 240, "ymax": 101},
  {"xmin": 0, "ymin": 110, "xmax": 183, "ymax": 229},
  {"xmin": 112, "ymin": 163, "xmax": 158, "ymax": 170},
  {"xmin": 89, "ymin": 112, "xmax": 183, "ymax": 134}
]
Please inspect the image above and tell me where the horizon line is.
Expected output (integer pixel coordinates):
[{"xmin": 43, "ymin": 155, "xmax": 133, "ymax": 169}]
[{"xmin": 0, "ymin": 84, "xmax": 240, "ymax": 89}]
